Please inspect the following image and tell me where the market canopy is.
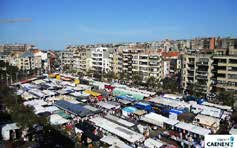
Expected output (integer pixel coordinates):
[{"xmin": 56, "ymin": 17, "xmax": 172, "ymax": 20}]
[
  {"xmin": 90, "ymin": 117, "xmax": 144, "ymax": 143},
  {"xmin": 100, "ymin": 135, "xmax": 132, "ymax": 148},
  {"xmin": 117, "ymin": 95, "xmax": 136, "ymax": 102},
  {"xmin": 50, "ymin": 114, "xmax": 70, "ymax": 125},
  {"xmin": 97, "ymin": 101, "xmax": 118, "ymax": 110},
  {"xmin": 113, "ymin": 88, "xmax": 145, "ymax": 100},
  {"xmin": 54, "ymin": 100, "xmax": 92, "ymax": 117},
  {"xmin": 54, "ymin": 110, "xmax": 72, "ymax": 119},
  {"xmin": 84, "ymin": 90, "xmax": 101, "ymax": 97}
]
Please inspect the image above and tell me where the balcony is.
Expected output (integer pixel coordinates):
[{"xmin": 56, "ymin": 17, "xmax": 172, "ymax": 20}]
[
  {"xmin": 228, "ymin": 71, "xmax": 237, "ymax": 74},
  {"xmin": 196, "ymin": 76, "xmax": 208, "ymax": 80},
  {"xmin": 216, "ymin": 84, "xmax": 237, "ymax": 90},
  {"xmin": 228, "ymin": 63, "xmax": 237, "ymax": 67},
  {"xmin": 217, "ymin": 77, "xmax": 226, "ymax": 81},
  {"xmin": 149, "ymin": 56, "xmax": 158, "ymax": 60},
  {"xmin": 217, "ymin": 70, "xmax": 226, "ymax": 74},
  {"xmin": 187, "ymin": 67, "xmax": 195, "ymax": 71},
  {"xmin": 228, "ymin": 79, "xmax": 237, "ymax": 83},
  {"xmin": 218, "ymin": 63, "xmax": 227, "ymax": 66},
  {"xmin": 196, "ymin": 61, "xmax": 209, "ymax": 66}
]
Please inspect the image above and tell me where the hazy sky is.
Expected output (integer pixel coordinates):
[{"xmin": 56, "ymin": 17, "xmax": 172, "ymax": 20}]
[{"xmin": 0, "ymin": 0, "xmax": 236, "ymax": 50}]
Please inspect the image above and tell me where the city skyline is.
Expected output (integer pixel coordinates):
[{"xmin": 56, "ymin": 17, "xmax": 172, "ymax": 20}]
[{"xmin": 0, "ymin": 0, "xmax": 237, "ymax": 50}]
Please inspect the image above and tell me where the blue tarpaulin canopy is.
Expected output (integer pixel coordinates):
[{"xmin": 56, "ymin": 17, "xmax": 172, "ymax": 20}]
[
  {"xmin": 54, "ymin": 100, "xmax": 92, "ymax": 117},
  {"xmin": 122, "ymin": 106, "xmax": 137, "ymax": 113},
  {"xmin": 117, "ymin": 95, "xmax": 135, "ymax": 102},
  {"xmin": 169, "ymin": 109, "xmax": 184, "ymax": 115}
]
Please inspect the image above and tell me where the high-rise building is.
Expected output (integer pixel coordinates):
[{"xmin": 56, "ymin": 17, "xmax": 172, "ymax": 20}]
[
  {"xmin": 183, "ymin": 54, "xmax": 214, "ymax": 96},
  {"xmin": 132, "ymin": 50, "xmax": 163, "ymax": 81},
  {"xmin": 60, "ymin": 51, "xmax": 73, "ymax": 71},
  {"xmin": 213, "ymin": 48, "xmax": 237, "ymax": 92},
  {"xmin": 162, "ymin": 51, "xmax": 182, "ymax": 78},
  {"xmin": 91, "ymin": 47, "xmax": 111, "ymax": 75}
]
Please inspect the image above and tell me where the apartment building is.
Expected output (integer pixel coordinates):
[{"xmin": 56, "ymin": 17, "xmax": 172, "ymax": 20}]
[
  {"xmin": 183, "ymin": 54, "xmax": 214, "ymax": 95},
  {"xmin": 91, "ymin": 47, "xmax": 111, "ymax": 74},
  {"xmin": 108, "ymin": 48, "xmax": 123, "ymax": 77},
  {"xmin": 190, "ymin": 37, "xmax": 215, "ymax": 50},
  {"xmin": 162, "ymin": 51, "xmax": 182, "ymax": 78},
  {"xmin": 0, "ymin": 44, "xmax": 34, "ymax": 52},
  {"xmin": 213, "ymin": 49, "xmax": 237, "ymax": 92},
  {"xmin": 117, "ymin": 48, "xmax": 144, "ymax": 79},
  {"xmin": 60, "ymin": 51, "xmax": 73, "ymax": 71},
  {"xmin": 72, "ymin": 47, "xmax": 90, "ymax": 73},
  {"xmin": 132, "ymin": 50, "xmax": 163, "ymax": 81},
  {"xmin": 16, "ymin": 51, "xmax": 35, "ymax": 71}
]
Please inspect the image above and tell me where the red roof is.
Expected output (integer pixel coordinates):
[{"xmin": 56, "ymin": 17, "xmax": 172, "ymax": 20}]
[{"xmin": 162, "ymin": 51, "xmax": 180, "ymax": 58}]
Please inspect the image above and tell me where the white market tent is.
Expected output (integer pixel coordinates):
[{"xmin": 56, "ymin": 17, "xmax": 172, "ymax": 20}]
[
  {"xmin": 28, "ymin": 89, "xmax": 46, "ymax": 98},
  {"xmin": 97, "ymin": 102, "xmax": 117, "ymax": 110},
  {"xmin": 190, "ymin": 102, "xmax": 222, "ymax": 118},
  {"xmin": 105, "ymin": 114, "xmax": 135, "ymax": 127},
  {"xmin": 140, "ymin": 112, "xmax": 169, "ymax": 128},
  {"xmin": 128, "ymin": 87, "xmax": 156, "ymax": 97},
  {"xmin": 144, "ymin": 138, "xmax": 165, "ymax": 148},
  {"xmin": 20, "ymin": 83, "xmax": 35, "ymax": 90},
  {"xmin": 70, "ymin": 91, "xmax": 90, "ymax": 97},
  {"xmin": 1, "ymin": 123, "xmax": 20, "ymax": 140},
  {"xmin": 100, "ymin": 135, "xmax": 132, "ymax": 148},
  {"xmin": 75, "ymin": 84, "xmax": 92, "ymax": 91},
  {"xmin": 91, "ymin": 81, "xmax": 109, "ymax": 90},
  {"xmin": 112, "ymin": 83, "xmax": 127, "ymax": 89},
  {"xmin": 90, "ymin": 117, "xmax": 144, "ymax": 143},
  {"xmin": 21, "ymin": 91, "xmax": 36, "ymax": 100},
  {"xmin": 164, "ymin": 118, "xmax": 179, "ymax": 126},
  {"xmin": 23, "ymin": 99, "xmax": 48, "ymax": 106},
  {"xmin": 60, "ymin": 81, "xmax": 75, "ymax": 87},
  {"xmin": 42, "ymin": 90, "xmax": 56, "ymax": 96},
  {"xmin": 202, "ymin": 102, "xmax": 232, "ymax": 112},
  {"xmin": 49, "ymin": 114, "xmax": 70, "ymax": 125},
  {"xmin": 175, "ymin": 122, "xmax": 211, "ymax": 136},
  {"xmin": 35, "ymin": 106, "xmax": 59, "ymax": 114},
  {"xmin": 149, "ymin": 97, "xmax": 190, "ymax": 109},
  {"xmin": 163, "ymin": 94, "xmax": 183, "ymax": 100},
  {"xmin": 32, "ymin": 79, "xmax": 45, "ymax": 85}
]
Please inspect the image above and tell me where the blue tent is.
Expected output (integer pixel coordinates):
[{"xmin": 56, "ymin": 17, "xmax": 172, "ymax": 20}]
[
  {"xmin": 117, "ymin": 95, "xmax": 135, "ymax": 102},
  {"xmin": 54, "ymin": 100, "xmax": 92, "ymax": 117},
  {"xmin": 134, "ymin": 102, "xmax": 154, "ymax": 112},
  {"xmin": 169, "ymin": 109, "xmax": 184, "ymax": 115},
  {"xmin": 122, "ymin": 106, "xmax": 137, "ymax": 113}
]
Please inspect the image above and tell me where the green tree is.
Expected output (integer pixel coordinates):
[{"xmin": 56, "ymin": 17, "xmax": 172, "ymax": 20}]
[
  {"xmin": 216, "ymin": 89, "xmax": 235, "ymax": 107},
  {"xmin": 103, "ymin": 71, "xmax": 114, "ymax": 82},
  {"xmin": 161, "ymin": 77, "xmax": 179, "ymax": 93},
  {"xmin": 118, "ymin": 72, "xmax": 125, "ymax": 80},
  {"xmin": 0, "ymin": 86, "xmax": 47, "ymax": 128},
  {"xmin": 86, "ymin": 69, "xmax": 93, "ymax": 77},
  {"xmin": 188, "ymin": 81, "xmax": 206, "ymax": 98},
  {"xmin": 132, "ymin": 71, "xmax": 143, "ymax": 86},
  {"xmin": 145, "ymin": 76, "xmax": 156, "ymax": 90}
]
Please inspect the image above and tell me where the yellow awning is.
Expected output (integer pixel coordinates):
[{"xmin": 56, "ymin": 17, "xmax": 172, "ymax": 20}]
[{"xmin": 84, "ymin": 90, "xmax": 101, "ymax": 97}]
